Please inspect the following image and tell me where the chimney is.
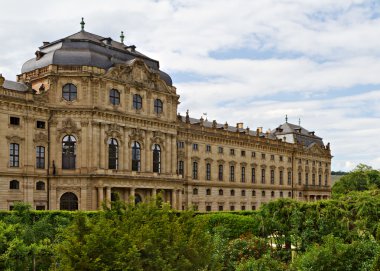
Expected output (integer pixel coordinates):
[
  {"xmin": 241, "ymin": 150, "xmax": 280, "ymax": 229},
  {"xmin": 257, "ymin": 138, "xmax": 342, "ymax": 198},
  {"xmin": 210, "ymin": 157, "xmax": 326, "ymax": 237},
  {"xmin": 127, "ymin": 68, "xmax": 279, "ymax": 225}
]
[
  {"xmin": 257, "ymin": 127, "xmax": 263, "ymax": 133},
  {"xmin": 236, "ymin": 122, "xmax": 244, "ymax": 129}
]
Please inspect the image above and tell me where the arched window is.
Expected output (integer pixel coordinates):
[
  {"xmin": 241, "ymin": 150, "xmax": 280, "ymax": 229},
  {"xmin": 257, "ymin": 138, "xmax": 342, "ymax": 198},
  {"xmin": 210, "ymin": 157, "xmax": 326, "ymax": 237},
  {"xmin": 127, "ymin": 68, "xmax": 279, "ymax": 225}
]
[
  {"xmin": 230, "ymin": 189, "xmax": 235, "ymax": 196},
  {"xmin": 36, "ymin": 181, "xmax": 45, "ymax": 191},
  {"xmin": 262, "ymin": 190, "xmax": 266, "ymax": 197},
  {"xmin": 133, "ymin": 94, "xmax": 142, "ymax": 109},
  {"xmin": 10, "ymin": 180, "xmax": 19, "ymax": 190},
  {"xmin": 193, "ymin": 188, "xmax": 198, "ymax": 195},
  {"xmin": 135, "ymin": 194, "xmax": 142, "ymax": 205},
  {"xmin": 36, "ymin": 146, "xmax": 45, "ymax": 169},
  {"xmin": 62, "ymin": 135, "xmax": 76, "ymax": 169},
  {"xmin": 109, "ymin": 89, "xmax": 120, "ymax": 105},
  {"xmin": 132, "ymin": 141, "xmax": 141, "ymax": 171},
  {"xmin": 219, "ymin": 189, "xmax": 223, "ymax": 196},
  {"xmin": 62, "ymin": 83, "xmax": 77, "ymax": 101},
  {"xmin": 152, "ymin": 144, "xmax": 161, "ymax": 173},
  {"xmin": 108, "ymin": 138, "xmax": 118, "ymax": 170},
  {"xmin": 10, "ymin": 143, "xmax": 19, "ymax": 167},
  {"xmin": 154, "ymin": 99, "xmax": 163, "ymax": 114},
  {"xmin": 252, "ymin": 190, "xmax": 256, "ymax": 197},
  {"xmin": 241, "ymin": 189, "xmax": 246, "ymax": 196},
  {"xmin": 60, "ymin": 192, "xmax": 78, "ymax": 210},
  {"xmin": 206, "ymin": 188, "xmax": 211, "ymax": 195},
  {"xmin": 271, "ymin": 191, "xmax": 275, "ymax": 197}
]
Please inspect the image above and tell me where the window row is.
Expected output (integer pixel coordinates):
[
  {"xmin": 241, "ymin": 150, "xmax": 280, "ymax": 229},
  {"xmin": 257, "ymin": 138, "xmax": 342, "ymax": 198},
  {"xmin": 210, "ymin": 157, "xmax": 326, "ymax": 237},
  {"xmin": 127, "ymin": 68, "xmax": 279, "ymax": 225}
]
[
  {"xmin": 9, "ymin": 180, "xmax": 45, "ymax": 191},
  {"xmin": 9, "ymin": 116, "xmax": 46, "ymax": 129},
  {"xmin": 10, "ymin": 144, "xmax": 46, "ymax": 169},
  {"xmin": 192, "ymin": 187, "xmax": 293, "ymax": 198},
  {"xmin": 297, "ymin": 172, "xmax": 329, "ymax": 186},
  {"xmin": 186, "ymin": 162, "xmax": 294, "ymax": 185},
  {"xmin": 62, "ymin": 84, "xmax": 164, "ymax": 113}
]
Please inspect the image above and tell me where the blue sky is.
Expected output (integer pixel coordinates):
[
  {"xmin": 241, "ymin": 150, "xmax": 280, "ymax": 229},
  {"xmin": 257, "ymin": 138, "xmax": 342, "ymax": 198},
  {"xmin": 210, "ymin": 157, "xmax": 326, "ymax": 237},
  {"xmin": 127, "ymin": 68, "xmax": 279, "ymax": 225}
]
[{"xmin": 0, "ymin": 0, "xmax": 379, "ymax": 171}]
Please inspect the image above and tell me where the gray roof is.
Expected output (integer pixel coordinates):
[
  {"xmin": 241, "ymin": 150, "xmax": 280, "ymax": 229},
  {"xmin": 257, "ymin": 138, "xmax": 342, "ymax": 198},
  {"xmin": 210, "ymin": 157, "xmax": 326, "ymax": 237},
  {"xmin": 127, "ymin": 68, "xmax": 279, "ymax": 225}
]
[
  {"xmin": 178, "ymin": 115, "xmax": 272, "ymax": 138},
  {"xmin": 21, "ymin": 30, "xmax": 172, "ymax": 86},
  {"xmin": 2, "ymin": 80, "xmax": 28, "ymax": 92},
  {"xmin": 271, "ymin": 122, "xmax": 324, "ymax": 147}
]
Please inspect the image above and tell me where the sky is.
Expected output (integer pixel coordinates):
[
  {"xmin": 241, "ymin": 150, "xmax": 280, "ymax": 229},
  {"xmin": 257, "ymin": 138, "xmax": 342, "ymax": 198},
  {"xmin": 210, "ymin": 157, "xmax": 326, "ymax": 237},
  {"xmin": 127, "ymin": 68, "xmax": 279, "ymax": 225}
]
[{"xmin": 0, "ymin": 0, "xmax": 379, "ymax": 171}]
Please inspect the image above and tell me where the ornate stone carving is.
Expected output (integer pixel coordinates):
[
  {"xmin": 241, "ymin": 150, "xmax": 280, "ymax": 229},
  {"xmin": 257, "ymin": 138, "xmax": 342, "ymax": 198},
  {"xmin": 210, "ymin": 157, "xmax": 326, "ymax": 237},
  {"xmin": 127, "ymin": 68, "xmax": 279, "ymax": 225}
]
[
  {"xmin": 57, "ymin": 118, "xmax": 81, "ymax": 142},
  {"xmin": 105, "ymin": 123, "xmax": 123, "ymax": 144},
  {"xmin": 33, "ymin": 132, "xmax": 48, "ymax": 144},
  {"xmin": 6, "ymin": 135, "xmax": 24, "ymax": 143},
  {"xmin": 128, "ymin": 128, "xmax": 144, "ymax": 148}
]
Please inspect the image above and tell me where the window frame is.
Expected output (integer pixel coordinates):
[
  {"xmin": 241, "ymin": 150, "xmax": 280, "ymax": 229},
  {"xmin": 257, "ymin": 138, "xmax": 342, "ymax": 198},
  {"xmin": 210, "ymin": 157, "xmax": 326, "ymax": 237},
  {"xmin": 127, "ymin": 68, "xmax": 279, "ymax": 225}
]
[
  {"xmin": 108, "ymin": 138, "xmax": 119, "ymax": 170},
  {"xmin": 132, "ymin": 141, "xmax": 141, "ymax": 172},
  {"xmin": 109, "ymin": 89, "xmax": 120, "ymax": 105},
  {"xmin": 36, "ymin": 146, "xmax": 45, "ymax": 169},
  {"xmin": 132, "ymin": 94, "xmax": 142, "ymax": 110},
  {"xmin": 62, "ymin": 83, "xmax": 77, "ymax": 102},
  {"xmin": 154, "ymin": 99, "xmax": 163, "ymax": 114},
  {"xmin": 10, "ymin": 143, "xmax": 19, "ymax": 167}
]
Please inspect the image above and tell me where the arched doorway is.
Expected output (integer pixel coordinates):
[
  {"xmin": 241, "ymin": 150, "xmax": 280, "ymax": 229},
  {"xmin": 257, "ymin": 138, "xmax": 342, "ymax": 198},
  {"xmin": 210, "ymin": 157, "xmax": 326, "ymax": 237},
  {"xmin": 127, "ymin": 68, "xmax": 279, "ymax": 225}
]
[
  {"xmin": 135, "ymin": 194, "xmax": 142, "ymax": 205},
  {"xmin": 60, "ymin": 192, "xmax": 78, "ymax": 210}
]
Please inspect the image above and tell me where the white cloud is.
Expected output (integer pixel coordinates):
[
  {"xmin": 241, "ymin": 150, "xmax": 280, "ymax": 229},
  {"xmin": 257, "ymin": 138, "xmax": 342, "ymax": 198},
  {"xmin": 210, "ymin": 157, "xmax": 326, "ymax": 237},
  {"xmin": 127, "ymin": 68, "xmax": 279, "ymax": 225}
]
[{"xmin": 0, "ymin": 0, "xmax": 379, "ymax": 171}]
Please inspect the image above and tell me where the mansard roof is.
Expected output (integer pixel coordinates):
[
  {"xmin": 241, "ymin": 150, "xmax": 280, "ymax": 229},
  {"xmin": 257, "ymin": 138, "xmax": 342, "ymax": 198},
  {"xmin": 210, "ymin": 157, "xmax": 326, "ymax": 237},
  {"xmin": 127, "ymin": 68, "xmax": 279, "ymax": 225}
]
[
  {"xmin": 21, "ymin": 30, "xmax": 172, "ymax": 86},
  {"xmin": 271, "ymin": 122, "xmax": 324, "ymax": 147},
  {"xmin": 2, "ymin": 79, "xmax": 28, "ymax": 92}
]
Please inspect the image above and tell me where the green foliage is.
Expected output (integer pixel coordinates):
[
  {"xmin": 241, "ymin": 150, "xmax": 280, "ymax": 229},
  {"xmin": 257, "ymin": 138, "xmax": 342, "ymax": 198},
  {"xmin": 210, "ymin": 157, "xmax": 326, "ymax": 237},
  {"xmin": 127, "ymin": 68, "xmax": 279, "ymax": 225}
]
[
  {"xmin": 333, "ymin": 164, "xmax": 380, "ymax": 195},
  {"xmin": 291, "ymin": 235, "xmax": 380, "ymax": 271},
  {"xmin": 235, "ymin": 254, "xmax": 286, "ymax": 271},
  {"xmin": 54, "ymin": 200, "xmax": 213, "ymax": 271}
]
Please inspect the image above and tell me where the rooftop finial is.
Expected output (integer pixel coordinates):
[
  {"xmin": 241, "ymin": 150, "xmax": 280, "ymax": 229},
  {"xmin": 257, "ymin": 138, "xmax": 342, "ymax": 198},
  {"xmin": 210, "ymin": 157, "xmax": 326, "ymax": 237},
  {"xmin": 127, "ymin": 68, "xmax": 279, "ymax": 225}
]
[
  {"xmin": 285, "ymin": 114, "xmax": 288, "ymax": 123},
  {"xmin": 80, "ymin": 17, "xmax": 85, "ymax": 31},
  {"xmin": 120, "ymin": 31, "xmax": 125, "ymax": 44}
]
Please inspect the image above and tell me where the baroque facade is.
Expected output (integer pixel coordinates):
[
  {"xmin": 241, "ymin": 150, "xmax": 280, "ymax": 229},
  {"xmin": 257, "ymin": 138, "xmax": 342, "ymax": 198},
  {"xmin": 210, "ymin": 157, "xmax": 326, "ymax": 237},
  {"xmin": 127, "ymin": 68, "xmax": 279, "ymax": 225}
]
[{"xmin": 0, "ymin": 25, "xmax": 332, "ymax": 211}]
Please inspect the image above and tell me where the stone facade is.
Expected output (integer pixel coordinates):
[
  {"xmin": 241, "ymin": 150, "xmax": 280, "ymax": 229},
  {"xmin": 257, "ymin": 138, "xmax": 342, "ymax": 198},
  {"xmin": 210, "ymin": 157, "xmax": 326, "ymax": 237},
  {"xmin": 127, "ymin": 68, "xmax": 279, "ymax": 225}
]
[{"xmin": 0, "ymin": 29, "xmax": 332, "ymax": 211}]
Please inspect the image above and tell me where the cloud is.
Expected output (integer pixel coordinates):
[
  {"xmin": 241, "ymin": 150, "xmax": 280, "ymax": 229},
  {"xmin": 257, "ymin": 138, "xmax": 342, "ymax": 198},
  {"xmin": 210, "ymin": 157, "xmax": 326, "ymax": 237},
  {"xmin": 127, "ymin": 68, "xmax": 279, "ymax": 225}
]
[{"xmin": 0, "ymin": 0, "xmax": 379, "ymax": 171}]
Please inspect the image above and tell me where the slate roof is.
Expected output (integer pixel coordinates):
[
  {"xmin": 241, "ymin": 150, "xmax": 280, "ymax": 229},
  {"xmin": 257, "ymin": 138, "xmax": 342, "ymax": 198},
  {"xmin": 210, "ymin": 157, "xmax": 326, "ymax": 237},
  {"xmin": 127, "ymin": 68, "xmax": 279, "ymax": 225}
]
[
  {"xmin": 271, "ymin": 122, "xmax": 324, "ymax": 147},
  {"xmin": 2, "ymin": 80, "xmax": 28, "ymax": 92},
  {"xmin": 178, "ymin": 115, "xmax": 273, "ymax": 138},
  {"xmin": 21, "ymin": 30, "xmax": 172, "ymax": 86}
]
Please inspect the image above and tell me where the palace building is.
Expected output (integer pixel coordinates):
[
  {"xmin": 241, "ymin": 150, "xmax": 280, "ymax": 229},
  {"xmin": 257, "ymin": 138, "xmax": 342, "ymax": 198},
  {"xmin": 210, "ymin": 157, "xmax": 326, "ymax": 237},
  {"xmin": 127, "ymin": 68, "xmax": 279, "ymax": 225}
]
[{"xmin": 0, "ymin": 22, "xmax": 332, "ymax": 211}]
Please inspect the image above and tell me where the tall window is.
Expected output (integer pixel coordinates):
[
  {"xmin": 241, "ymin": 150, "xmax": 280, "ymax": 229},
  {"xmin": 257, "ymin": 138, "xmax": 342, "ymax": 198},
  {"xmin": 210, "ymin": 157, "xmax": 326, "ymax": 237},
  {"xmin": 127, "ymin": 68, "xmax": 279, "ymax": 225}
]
[
  {"xmin": 251, "ymin": 167, "xmax": 256, "ymax": 183},
  {"xmin": 193, "ymin": 188, "xmax": 198, "ymax": 195},
  {"xmin": 305, "ymin": 173, "xmax": 309, "ymax": 185},
  {"xmin": 133, "ymin": 94, "xmax": 142, "ymax": 109},
  {"xmin": 288, "ymin": 171, "xmax": 292, "ymax": 185},
  {"xmin": 325, "ymin": 174, "xmax": 328, "ymax": 186},
  {"xmin": 312, "ymin": 173, "xmax": 316, "ymax": 185},
  {"xmin": 62, "ymin": 135, "xmax": 76, "ymax": 169},
  {"xmin": 206, "ymin": 163, "xmax": 211, "ymax": 180},
  {"xmin": 279, "ymin": 170, "xmax": 283, "ymax": 185},
  {"xmin": 108, "ymin": 138, "xmax": 118, "ymax": 170},
  {"xmin": 218, "ymin": 165, "xmax": 223, "ymax": 181},
  {"xmin": 219, "ymin": 189, "xmax": 223, "ymax": 195},
  {"xmin": 109, "ymin": 89, "xmax": 120, "ymax": 105},
  {"xmin": 132, "ymin": 141, "xmax": 141, "ymax": 171},
  {"xmin": 241, "ymin": 166, "xmax": 246, "ymax": 182},
  {"xmin": 36, "ymin": 146, "xmax": 45, "ymax": 169},
  {"xmin": 154, "ymin": 99, "xmax": 163, "ymax": 114},
  {"xmin": 152, "ymin": 144, "xmax": 161, "ymax": 173},
  {"xmin": 192, "ymin": 162, "xmax": 198, "ymax": 179},
  {"xmin": 298, "ymin": 172, "xmax": 302, "ymax": 185},
  {"xmin": 261, "ymin": 168, "xmax": 265, "ymax": 184},
  {"xmin": 62, "ymin": 83, "xmax": 77, "ymax": 101},
  {"xmin": 318, "ymin": 174, "xmax": 322, "ymax": 186},
  {"xmin": 230, "ymin": 165, "xmax": 235, "ymax": 182},
  {"xmin": 10, "ymin": 143, "xmax": 19, "ymax": 167},
  {"xmin": 206, "ymin": 188, "xmax": 211, "ymax": 195},
  {"xmin": 178, "ymin": 160, "xmax": 184, "ymax": 176},
  {"xmin": 230, "ymin": 189, "xmax": 235, "ymax": 196},
  {"xmin": 270, "ymin": 170, "xmax": 275, "ymax": 184}
]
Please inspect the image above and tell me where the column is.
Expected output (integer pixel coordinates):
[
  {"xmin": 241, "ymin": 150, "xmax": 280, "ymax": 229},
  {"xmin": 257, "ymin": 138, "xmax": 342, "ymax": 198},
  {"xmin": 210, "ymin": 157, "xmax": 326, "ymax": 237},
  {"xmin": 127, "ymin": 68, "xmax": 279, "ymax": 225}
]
[
  {"xmin": 152, "ymin": 188, "xmax": 157, "ymax": 199},
  {"xmin": 130, "ymin": 187, "xmax": 135, "ymax": 205},
  {"xmin": 49, "ymin": 184, "xmax": 57, "ymax": 210},
  {"xmin": 100, "ymin": 123, "xmax": 106, "ymax": 169},
  {"xmin": 166, "ymin": 135, "xmax": 171, "ymax": 174},
  {"xmin": 172, "ymin": 189, "xmax": 177, "ymax": 210},
  {"xmin": 97, "ymin": 187, "xmax": 104, "ymax": 209},
  {"xmin": 106, "ymin": 186, "xmax": 111, "ymax": 208},
  {"xmin": 178, "ymin": 189, "xmax": 182, "ymax": 210}
]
